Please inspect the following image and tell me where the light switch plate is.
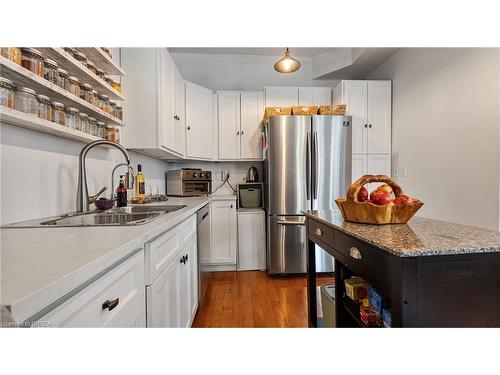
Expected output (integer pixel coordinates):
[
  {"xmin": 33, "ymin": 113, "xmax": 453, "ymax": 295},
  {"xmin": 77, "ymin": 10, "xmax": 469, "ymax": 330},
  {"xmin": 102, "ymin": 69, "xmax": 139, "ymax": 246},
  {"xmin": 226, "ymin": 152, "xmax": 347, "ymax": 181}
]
[
  {"xmin": 393, "ymin": 167, "xmax": 399, "ymax": 177},
  {"xmin": 401, "ymin": 165, "xmax": 408, "ymax": 177}
]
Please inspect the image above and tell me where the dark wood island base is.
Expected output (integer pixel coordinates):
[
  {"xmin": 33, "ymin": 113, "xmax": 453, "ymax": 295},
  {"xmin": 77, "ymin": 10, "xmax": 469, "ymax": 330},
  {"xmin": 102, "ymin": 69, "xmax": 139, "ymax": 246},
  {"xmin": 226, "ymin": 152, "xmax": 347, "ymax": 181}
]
[{"xmin": 305, "ymin": 210, "xmax": 500, "ymax": 328}]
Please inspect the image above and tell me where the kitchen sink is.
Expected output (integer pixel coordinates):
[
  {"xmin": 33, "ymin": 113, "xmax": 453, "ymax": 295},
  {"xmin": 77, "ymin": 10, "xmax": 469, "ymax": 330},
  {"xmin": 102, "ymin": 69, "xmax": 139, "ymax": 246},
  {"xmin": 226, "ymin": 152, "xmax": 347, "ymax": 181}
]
[{"xmin": 3, "ymin": 205, "xmax": 187, "ymax": 228}]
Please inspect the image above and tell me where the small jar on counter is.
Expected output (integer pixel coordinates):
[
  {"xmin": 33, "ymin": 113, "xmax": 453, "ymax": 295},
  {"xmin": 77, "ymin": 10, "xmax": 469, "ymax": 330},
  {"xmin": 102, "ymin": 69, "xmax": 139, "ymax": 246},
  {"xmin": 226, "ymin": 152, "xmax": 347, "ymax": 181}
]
[
  {"xmin": 105, "ymin": 124, "xmax": 116, "ymax": 142},
  {"xmin": 57, "ymin": 68, "xmax": 69, "ymax": 91},
  {"xmin": 88, "ymin": 116, "xmax": 98, "ymax": 136},
  {"xmin": 14, "ymin": 87, "xmax": 38, "ymax": 116},
  {"xmin": 79, "ymin": 112, "xmax": 90, "ymax": 133},
  {"xmin": 97, "ymin": 121, "xmax": 106, "ymax": 138},
  {"xmin": 36, "ymin": 94, "xmax": 52, "ymax": 121},
  {"xmin": 115, "ymin": 103, "xmax": 122, "ymax": 120},
  {"xmin": 1, "ymin": 47, "xmax": 22, "ymax": 65},
  {"xmin": 0, "ymin": 77, "xmax": 15, "ymax": 108},
  {"xmin": 68, "ymin": 76, "xmax": 80, "ymax": 97},
  {"xmin": 21, "ymin": 48, "xmax": 44, "ymax": 77},
  {"xmin": 66, "ymin": 107, "xmax": 80, "ymax": 130},
  {"xmin": 95, "ymin": 67, "xmax": 106, "ymax": 80},
  {"xmin": 43, "ymin": 59, "xmax": 59, "ymax": 84},
  {"xmin": 86, "ymin": 60, "xmax": 97, "ymax": 75},
  {"xmin": 99, "ymin": 94, "xmax": 110, "ymax": 113},
  {"xmin": 51, "ymin": 101, "xmax": 66, "ymax": 126},
  {"xmin": 79, "ymin": 83, "xmax": 93, "ymax": 104},
  {"xmin": 73, "ymin": 51, "xmax": 87, "ymax": 66}
]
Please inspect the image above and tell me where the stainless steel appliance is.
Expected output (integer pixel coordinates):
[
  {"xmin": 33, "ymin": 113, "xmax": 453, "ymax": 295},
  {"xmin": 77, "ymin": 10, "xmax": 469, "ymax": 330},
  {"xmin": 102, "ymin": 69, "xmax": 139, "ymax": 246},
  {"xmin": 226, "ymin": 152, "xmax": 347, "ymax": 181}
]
[
  {"xmin": 197, "ymin": 204, "xmax": 211, "ymax": 305},
  {"xmin": 166, "ymin": 168, "xmax": 212, "ymax": 197},
  {"xmin": 264, "ymin": 115, "xmax": 352, "ymax": 274}
]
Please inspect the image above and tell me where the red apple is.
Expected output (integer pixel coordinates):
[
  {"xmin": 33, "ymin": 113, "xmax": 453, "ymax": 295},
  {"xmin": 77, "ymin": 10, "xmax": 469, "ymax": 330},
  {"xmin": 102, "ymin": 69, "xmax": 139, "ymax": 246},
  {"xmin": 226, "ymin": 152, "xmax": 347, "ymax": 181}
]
[
  {"xmin": 376, "ymin": 184, "xmax": 393, "ymax": 194},
  {"xmin": 394, "ymin": 195, "xmax": 413, "ymax": 205},
  {"xmin": 357, "ymin": 186, "xmax": 369, "ymax": 202},
  {"xmin": 370, "ymin": 190, "xmax": 394, "ymax": 205}
]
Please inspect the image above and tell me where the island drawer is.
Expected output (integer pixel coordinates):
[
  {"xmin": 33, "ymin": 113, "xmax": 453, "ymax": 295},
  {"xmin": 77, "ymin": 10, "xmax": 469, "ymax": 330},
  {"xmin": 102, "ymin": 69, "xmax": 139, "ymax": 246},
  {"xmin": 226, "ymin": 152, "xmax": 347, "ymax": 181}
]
[
  {"xmin": 308, "ymin": 219, "xmax": 335, "ymax": 247},
  {"xmin": 334, "ymin": 231, "xmax": 390, "ymax": 291}
]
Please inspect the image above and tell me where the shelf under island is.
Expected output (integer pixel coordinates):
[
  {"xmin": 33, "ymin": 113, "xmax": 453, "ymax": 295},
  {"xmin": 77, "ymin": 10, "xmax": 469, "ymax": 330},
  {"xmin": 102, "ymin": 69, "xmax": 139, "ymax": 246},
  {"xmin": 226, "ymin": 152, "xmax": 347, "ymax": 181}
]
[{"xmin": 304, "ymin": 210, "xmax": 500, "ymax": 328}]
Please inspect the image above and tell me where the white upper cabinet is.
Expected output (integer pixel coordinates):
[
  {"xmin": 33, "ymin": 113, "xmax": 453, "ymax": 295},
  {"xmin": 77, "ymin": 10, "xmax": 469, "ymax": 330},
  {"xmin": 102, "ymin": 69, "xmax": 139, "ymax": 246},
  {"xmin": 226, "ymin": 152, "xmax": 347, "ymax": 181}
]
[
  {"xmin": 264, "ymin": 86, "xmax": 299, "ymax": 106},
  {"xmin": 185, "ymin": 81, "xmax": 214, "ymax": 160},
  {"xmin": 173, "ymin": 64, "xmax": 186, "ymax": 156},
  {"xmin": 218, "ymin": 91, "xmax": 241, "ymax": 160},
  {"xmin": 333, "ymin": 80, "xmax": 392, "ymax": 154},
  {"xmin": 240, "ymin": 91, "xmax": 264, "ymax": 159},
  {"xmin": 298, "ymin": 87, "xmax": 332, "ymax": 106},
  {"xmin": 367, "ymin": 81, "xmax": 391, "ymax": 154}
]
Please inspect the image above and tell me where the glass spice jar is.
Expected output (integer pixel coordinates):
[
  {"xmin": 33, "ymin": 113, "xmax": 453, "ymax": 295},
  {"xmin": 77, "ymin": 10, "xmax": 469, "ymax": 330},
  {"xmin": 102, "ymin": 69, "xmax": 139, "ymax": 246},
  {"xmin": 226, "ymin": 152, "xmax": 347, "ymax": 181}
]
[
  {"xmin": 63, "ymin": 48, "xmax": 76, "ymax": 57},
  {"xmin": 97, "ymin": 121, "xmax": 106, "ymax": 138},
  {"xmin": 15, "ymin": 87, "xmax": 38, "ymax": 116},
  {"xmin": 79, "ymin": 112, "xmax": 90, "ymax": 134},
  {"xmin": 68, "ymin": 76, "xmax": 80, "ymax": 97},
  {"xmin": 110, "ymin": 102, "xmax": 117, "ymax": 117},
  {"xmin": 79, "ymin": 83, "xmax": 93, "ymax": 104},
  {"xmin": 88, "ymin": 117, "xmax": 98, "ymax": 136},
  {"xmin": 115, "ymin": 103, "xmax": 122, "ymax": 120},
  {"xmin": 91, "ymin": 90, "xmax": 99, "ymax": 106},
  {"xmin": 105, "ymin": 124, "xmax": 116, "ymax": 142},
  {"xmin": 86, "ymin": 60, "xmax": 97, "ymax": 75},
  {"xmin": 104, "ymin": 75, "xmax": 114, "ymax": 87},
  {"xmin": 95, "ymin": 67, "xmax": 106, "ymax": 80},
  {"xmin": 51, "ymin": 101, "xmax": 66, "ymax": 126},
  {"xmin": 73, "ymin": 51, "xmax": 87, "ymax": 66},
  {"xmin": 43, "ymin": 58, "xmax": 59, "ymax": 84},
  {"xmin": 65, "ymin": 107, "xmax": 80, "ymax": 130},
  {"xmin": 99, "ymin": 94, "xmax": 110, "ymax": 113},
  {"xmin": 36, "ymin": 94, "xmax": 52, "ymax": 121},
  {"xmin": 0, "ymin": 77, "xmax": 15, "ymax": 108},
  {"xmin": 1, "ymin": 47, "xmax": 22, "ymax": 65},
  {"xmin": 101, "ymin": 47, "xmax": 112, "ymax": 58},
  {"xmin": 21, "ymin": 48, "xmax": 44, "ymax": 77},
  {"xmin": 110, "ymin": 79, "xmax": 122, "ymax": 93},
  {"xmin": 115, "ymin": 126, "xmax": 120, "ymax": 144},
  {"xmin": 57, "ymin": 68, "xmax": 70, "ymax": 91}
]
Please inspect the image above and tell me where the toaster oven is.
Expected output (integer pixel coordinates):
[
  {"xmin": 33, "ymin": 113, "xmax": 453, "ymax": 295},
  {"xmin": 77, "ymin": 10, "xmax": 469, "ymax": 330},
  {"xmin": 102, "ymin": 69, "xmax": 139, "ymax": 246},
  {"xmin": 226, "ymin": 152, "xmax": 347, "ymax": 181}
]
[{"xmin": 166, "ymin": 169, "xmax": 212, "ymax": 197}]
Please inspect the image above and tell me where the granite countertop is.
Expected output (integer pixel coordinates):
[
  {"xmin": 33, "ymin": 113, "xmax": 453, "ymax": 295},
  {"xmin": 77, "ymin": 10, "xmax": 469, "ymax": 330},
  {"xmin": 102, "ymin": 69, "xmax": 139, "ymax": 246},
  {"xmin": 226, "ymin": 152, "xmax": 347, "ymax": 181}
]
[
  {"xmin": 304, "ymin": 209, "xmax": 500, "ymax": 258},
  {"xmin": 1, "ymin": 194, "xmax": 235, "ymax": 322}
]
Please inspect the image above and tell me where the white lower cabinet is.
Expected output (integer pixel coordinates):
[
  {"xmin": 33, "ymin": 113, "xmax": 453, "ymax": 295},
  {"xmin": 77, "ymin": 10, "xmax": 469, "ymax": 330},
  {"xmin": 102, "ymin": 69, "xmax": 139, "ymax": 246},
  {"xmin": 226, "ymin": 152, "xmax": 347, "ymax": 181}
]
[
  {"xmin": 39, "ymin": 251, "xmax": 146, "ymax": 328},
  {"xmin": 210, "ymin": 200, "xmax": 237, "ymax": 265},
  {"xmin": 145, "ymin": 215, "xmax": 198, "ymax": 328},
  {"xmin": 237, "ymin": 209, "xmax": 265, "ymax": 271}
]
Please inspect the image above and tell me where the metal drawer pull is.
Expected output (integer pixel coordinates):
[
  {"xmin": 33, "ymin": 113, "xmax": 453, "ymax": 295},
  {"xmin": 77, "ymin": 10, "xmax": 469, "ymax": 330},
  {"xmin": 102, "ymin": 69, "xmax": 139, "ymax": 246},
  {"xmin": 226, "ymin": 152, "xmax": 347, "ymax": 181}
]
[
  {"xmin": 277, "ymin": 220, "xmax": 305, "ymax": 226},
  {"xmin": 102, "ymin": 298, "xmax": 119, "ymax": 311},
  {"xmin": 349, "ymin": 247, "xmax": 362, "ymax": 260},
  {"xmin": 315, "ymin": 227, "xmax": 323, "ymax": 236}
]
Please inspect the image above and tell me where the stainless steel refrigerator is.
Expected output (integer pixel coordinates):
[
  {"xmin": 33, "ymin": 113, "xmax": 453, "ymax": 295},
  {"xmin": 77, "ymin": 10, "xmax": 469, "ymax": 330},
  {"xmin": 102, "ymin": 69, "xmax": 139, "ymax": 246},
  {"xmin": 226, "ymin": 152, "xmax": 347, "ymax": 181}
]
[{"xmin": 264, "ymin": 115, "xmax": 352, "ymax": 274}]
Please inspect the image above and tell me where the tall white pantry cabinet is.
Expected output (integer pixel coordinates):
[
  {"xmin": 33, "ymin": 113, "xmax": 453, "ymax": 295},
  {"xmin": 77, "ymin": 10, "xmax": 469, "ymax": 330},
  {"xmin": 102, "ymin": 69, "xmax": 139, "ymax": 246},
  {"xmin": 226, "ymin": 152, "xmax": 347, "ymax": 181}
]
[{"xmin": 333, "ymin": 80, "xmax": 392, "ymax": 182}]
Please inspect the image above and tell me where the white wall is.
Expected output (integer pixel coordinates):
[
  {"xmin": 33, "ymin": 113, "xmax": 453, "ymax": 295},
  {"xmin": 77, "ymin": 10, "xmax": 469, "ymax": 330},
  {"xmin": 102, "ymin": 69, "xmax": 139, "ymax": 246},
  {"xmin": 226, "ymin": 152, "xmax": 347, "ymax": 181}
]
[
  {"xmin": 170, "ymin": 52, "xmax": 339, "ymax": 90},
  {"xmin": 367, "ymin": 48, "xmax": 500, "ymax": 230}
]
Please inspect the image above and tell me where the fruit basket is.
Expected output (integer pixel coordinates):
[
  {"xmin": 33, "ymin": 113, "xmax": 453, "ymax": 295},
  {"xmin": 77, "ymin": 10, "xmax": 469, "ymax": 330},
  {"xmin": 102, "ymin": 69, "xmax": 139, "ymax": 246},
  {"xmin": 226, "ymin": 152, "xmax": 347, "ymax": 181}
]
[{"xmin": 335, "ymin": 175, "xmax": 424, "ymax": 224}]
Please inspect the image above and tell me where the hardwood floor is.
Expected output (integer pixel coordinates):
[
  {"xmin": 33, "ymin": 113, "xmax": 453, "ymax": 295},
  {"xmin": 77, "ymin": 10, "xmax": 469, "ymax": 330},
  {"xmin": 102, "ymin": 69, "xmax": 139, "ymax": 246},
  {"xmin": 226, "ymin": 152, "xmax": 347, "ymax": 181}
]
[{"xmin": 192, "ymin": 271, "xmax": 334, "ymax": 328}]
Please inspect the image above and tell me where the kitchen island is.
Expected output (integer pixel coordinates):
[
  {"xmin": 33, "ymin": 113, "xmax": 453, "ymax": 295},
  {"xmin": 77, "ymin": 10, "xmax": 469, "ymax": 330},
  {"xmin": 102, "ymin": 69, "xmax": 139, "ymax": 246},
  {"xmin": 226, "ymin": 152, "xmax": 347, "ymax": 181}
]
[{"xmin": 305, "ymin": 210, "xmax": 500, "ymax": 327}]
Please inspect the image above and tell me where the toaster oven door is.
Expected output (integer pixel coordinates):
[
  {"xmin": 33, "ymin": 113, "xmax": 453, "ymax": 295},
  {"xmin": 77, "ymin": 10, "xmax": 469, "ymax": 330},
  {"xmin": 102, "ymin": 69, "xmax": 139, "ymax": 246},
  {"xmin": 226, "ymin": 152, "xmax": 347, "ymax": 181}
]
[{"xmin": 182, "ymin": 181, "xmax": 211, "ymax": 196}]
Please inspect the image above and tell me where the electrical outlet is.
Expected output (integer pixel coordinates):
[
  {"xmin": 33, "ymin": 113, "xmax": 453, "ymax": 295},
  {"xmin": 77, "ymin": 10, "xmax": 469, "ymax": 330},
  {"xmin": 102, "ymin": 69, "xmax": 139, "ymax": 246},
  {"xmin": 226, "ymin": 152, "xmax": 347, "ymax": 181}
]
[
  {"xmin": 401, "ymin": 165, "xmax": 408, "ymax": 177},
  {"xmin": 393, "ymin": 167, "xmax": 399, "ymax": 177}
]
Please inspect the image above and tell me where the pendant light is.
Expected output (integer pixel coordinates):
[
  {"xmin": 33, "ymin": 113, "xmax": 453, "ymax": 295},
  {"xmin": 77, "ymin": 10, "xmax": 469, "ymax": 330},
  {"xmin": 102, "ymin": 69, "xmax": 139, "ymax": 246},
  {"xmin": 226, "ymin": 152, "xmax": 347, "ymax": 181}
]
[{"xmin": 274, "ymin": 48, "xmax": 301, "ymax": 73}]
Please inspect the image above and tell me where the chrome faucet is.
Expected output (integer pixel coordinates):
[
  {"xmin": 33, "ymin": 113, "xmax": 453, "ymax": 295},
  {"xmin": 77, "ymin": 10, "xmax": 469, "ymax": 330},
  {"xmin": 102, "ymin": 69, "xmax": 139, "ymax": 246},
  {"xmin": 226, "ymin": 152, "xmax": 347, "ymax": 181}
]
[{"xmin": 76, "ymin": 140, "xmax": 132, "ymax": 212}]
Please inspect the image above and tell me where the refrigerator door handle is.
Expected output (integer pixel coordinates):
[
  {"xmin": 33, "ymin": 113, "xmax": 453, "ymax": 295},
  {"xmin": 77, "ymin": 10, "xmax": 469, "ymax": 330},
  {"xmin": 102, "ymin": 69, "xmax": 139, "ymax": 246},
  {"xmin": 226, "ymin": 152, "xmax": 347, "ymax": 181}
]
[
  {"xmin": 313, "ymin": 130, "xmax": 318, "ymax": 199},
  {"xmin": 306, "ymin": 131, "xmax": 311, "ymax": 200},
  {"xmin": 277, "ymin": 219, "xmax": 306, "ymax": 226}
]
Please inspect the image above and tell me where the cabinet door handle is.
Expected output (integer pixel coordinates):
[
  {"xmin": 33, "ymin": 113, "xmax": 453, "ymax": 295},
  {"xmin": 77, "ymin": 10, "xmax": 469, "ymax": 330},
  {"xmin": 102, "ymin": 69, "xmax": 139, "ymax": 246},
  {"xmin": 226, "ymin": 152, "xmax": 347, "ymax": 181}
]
[
  {"xmin": 102, "ymin": 298, "xmax": 120, "ymax": 311},
  {"xmin": 236, "ymin": 131, "xmax": 239, "ymax": 135},
  {"xmin": 368, "ymin": 124, "xmax": 372, "ymax": 128},
  {"xmin": 314, "ymin": 227, "xmax": 323, "ymax": 236},
  {"xmin": 241, "ymin": 130, "xmax": 244, "ymax": 135},
  {"xmin": 364, "ymin": 124, "xmax": 368, "ymax": 128},
  {"xmin": 187, "ymin": 125, "xmax": 191, "ymax": 130},
  {"xmin": 180, "ymin": 255, "xmax": 186, "ymax": 264},
  {"xmin": 349, "ymin": 247, "xmax": 363, "ymax": 260},
  {"xmin": 185, "ymin": 254, "xmax": 189, "ymax": 262}
]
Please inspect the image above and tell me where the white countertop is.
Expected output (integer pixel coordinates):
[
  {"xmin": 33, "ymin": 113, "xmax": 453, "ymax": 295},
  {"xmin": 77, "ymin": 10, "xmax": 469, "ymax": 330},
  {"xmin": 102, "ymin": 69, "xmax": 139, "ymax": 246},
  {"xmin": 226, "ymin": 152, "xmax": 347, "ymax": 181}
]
[{"xmin": 1, "ymin": 194, "xmax": 236, "ymax": 322}]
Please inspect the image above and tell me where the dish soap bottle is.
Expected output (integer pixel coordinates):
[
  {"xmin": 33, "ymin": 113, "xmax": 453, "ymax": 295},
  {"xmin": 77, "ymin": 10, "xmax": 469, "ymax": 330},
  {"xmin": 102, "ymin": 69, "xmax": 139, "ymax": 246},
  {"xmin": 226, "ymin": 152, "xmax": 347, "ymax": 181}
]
[
  {"xmin": 117, "ymin": 175, "xmax": 127, "ymax": 207},
  {"xmin": 135, "ymin": 164, "xmax": 145, "ymax": 202}
]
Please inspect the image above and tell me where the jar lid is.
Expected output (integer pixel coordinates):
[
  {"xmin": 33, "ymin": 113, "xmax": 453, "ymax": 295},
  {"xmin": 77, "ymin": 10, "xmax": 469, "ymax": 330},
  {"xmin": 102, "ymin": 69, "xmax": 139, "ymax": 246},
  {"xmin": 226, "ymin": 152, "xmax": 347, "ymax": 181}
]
[
  {"xmin": 116, "ymin": 104, "xmax": 122, "ymax": 109},
  {"xmin": 0, "ymin": 77, "xmax": 14, "ymax": 86},
  {"xmin": 66, "ymin": 107, "xmax": 79, "ymax": 113},
  {"xmin": 16, "ymin": 86, "xmax": 37, "ymax": 96},
  {"xmin": 79, "ymin": 112, "xmax": 88, "ymax": 118},
  {"xmin": 80, "ymin": 83, "xmax": 92, "ymax": 89},
  {"xmin": 88, "ymin": 117, "xmax": 97, "ymax": 122},
  {"xmin": 43, "ymin": 58, "xmax": 58, "ymax": 67},
  {"xmin": 51, "ymin": 101, "xmax": 65, "ymax": 109},
  {"xmin": 36, "ymin": 94, "xmax": 51, "ymax": 101},
  {"xmin": 74, "ymin": 51, "xmax": 87, "ymax": 60},
  {"xmin": 97, "ymin": 121, "xmax": 105, "ymax": 126},
  {"xmin": 87, "ymin": 60, "xmax": 96, "ymax": 68},
  {"xmin": 68, "ymin": 76, "xmax": 80, "ymax": 83},
  {"xmin": 57, "ymin": 68, "xmax": 69, "ymax": 76},
  {"xmin": 21, "ymin": 48, "xmax": 43, "ymax": 57}
]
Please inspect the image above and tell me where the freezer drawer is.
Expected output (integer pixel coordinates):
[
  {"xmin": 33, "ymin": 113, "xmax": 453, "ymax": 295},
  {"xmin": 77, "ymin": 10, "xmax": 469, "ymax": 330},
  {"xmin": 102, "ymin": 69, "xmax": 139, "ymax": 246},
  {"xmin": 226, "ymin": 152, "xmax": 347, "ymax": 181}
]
[{"xmin": 268, "ymin": 215, "xmax": 307, "ymax": 274}]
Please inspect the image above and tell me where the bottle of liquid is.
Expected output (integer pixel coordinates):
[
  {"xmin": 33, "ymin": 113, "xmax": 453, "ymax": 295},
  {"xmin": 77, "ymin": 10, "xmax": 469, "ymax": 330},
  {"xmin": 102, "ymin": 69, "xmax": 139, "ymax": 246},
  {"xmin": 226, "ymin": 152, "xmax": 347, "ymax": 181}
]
[
  {"xmin": 116, "ymin": 175, "xmax": 127, "ymax": 207},
  {"xmin": 135, "ymin": 164, "xmax": 145, "ymax": 202}
]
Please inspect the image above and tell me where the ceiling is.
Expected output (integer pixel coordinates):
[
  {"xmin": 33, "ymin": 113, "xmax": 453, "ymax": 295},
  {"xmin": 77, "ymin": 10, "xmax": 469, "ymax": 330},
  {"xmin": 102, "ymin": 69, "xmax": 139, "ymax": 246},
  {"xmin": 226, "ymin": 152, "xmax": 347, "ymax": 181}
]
[{"xmin": 168, "ymin": 48, "xmax": 333, "ymax": 57}]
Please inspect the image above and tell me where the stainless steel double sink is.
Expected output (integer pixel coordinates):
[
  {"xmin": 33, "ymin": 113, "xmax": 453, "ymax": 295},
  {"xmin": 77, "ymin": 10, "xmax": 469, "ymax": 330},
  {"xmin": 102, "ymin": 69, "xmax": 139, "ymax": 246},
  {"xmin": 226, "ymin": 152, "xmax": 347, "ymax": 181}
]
[{"xmin": 4, "ymin": 205, "xmax": 187, "ymax": 228}]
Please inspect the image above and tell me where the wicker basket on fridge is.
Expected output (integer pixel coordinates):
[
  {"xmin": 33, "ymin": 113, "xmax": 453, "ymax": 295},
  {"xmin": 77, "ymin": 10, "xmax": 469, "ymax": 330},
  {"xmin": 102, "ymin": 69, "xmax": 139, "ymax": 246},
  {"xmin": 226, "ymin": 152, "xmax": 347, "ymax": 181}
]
[
  {"xmin": 262, "ymin": 106, "xmax": 292, "ymax": 124},
  {"xmin": 318, "ymin": 104, "xmax": 347, "ymax": 115},
  {"xmin": 335, "ymin": 175, "xmax": 424, "ymax": 224},
  {"xmin": 291, "ymin": 105, "xmax": 319, "ymax": 115}
]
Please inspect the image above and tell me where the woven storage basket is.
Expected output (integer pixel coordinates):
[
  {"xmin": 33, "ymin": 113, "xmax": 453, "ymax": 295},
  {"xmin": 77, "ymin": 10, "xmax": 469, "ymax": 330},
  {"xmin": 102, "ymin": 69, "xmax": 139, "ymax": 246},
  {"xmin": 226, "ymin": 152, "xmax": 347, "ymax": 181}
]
[
  {"xmin": 335, "ymin": 175, "xmax": 424, "ymax": 224},
  {"xmin": 263, "ymin": 106, "xmax": 292, "ymax": 123},
  {"xmin": 291, "ymin": 106, "xmax": 319, "ymax": 115},
  {"xmin": 318, "ymin": 104, "xmax": 347, "ymax": 115}
]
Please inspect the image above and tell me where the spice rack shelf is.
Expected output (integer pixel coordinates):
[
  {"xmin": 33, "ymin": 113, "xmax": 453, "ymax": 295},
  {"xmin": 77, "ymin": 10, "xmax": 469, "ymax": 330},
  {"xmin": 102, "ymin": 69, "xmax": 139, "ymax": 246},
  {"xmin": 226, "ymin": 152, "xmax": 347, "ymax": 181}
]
[
  {"xmin": 36, "ymin": 48, "xmax": 124, "ymax": 100},
  {"xmin": 0, "ymin": 56, "xmax": 123, "ymax": 126},
  {"xmin": 75, "ymin": 48, "xmax": 125, "ymax": 76},
  {"xmin": 0, "ymin": 106, "xmax": 102, "ymax": 143}
]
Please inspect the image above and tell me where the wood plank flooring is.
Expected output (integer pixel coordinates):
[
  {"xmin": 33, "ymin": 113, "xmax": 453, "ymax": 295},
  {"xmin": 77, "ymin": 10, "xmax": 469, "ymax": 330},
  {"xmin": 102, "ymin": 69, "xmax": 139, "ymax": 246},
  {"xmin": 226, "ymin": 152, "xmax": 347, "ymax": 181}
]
[{"xmin": 192, "ymin": 271, "xmax": 334, "ymax": 328}]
